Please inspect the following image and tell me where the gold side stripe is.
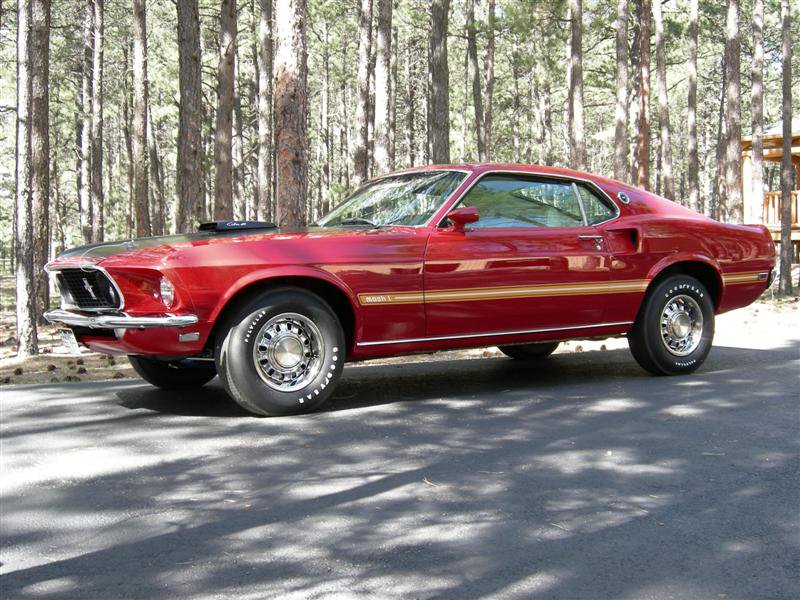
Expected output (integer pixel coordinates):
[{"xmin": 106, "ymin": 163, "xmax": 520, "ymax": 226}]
[
  {"xmin": 358, "ymin": 279, "xmax": 650, "ymax": 306},
  {"xmin": 722, "ymin": 271, "xmax": 768, "ymax": 285},
  {"xmin": 358, "ymin": 270, "xmax": 769, "ymax": 306}
]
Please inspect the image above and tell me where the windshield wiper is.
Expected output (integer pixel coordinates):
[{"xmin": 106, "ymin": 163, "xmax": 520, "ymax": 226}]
[{"xmin": 336, "ymin": 217, "xmax": 379, "ymax": 227}]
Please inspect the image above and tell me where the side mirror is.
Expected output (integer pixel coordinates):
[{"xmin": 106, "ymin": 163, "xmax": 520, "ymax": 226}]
[{"xmin": 446, "ymin": 207, "xmax": 480, "ymax": 232}]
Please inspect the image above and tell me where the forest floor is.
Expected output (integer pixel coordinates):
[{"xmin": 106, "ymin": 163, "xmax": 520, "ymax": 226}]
[{"xmin": 0, "ymin": 274, "xmax": 798, "ymax": 385}]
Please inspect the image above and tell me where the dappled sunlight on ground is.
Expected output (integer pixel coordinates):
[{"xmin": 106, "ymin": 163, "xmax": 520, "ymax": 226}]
[{"xmin": 1, "ymin": 331, "xmax": 798, "ymax": 598}]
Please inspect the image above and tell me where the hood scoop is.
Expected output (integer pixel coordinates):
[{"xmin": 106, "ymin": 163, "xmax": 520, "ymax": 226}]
[{"xmin": 199, "ymin": 220, "xmax": 278, "ymax": 232}]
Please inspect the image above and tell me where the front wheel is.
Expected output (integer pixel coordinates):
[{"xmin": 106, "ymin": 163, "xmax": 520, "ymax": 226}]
[
  {"xmin": 628, "ymin": 275, "xmax": 715, "ymax": 375},
  {"xmin": 128, "ymin": 356, "xmax": 217, "ymax": 389},
  {"xmin": 215, "ymin": 287, "xmax": 345, "ymax": 416}
]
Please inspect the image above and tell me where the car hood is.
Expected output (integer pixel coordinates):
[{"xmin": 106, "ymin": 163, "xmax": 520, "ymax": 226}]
[{"xmin": 52, "ymin": 225, "xmax": 414, "ymax": 264}]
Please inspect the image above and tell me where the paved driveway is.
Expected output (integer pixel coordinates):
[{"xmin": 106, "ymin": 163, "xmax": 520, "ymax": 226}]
[{"xmin": 2, "ymin": 339, "xmax": 799, "ymax": 599}]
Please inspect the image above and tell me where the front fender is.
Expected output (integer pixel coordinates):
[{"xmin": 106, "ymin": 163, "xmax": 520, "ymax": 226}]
[{"xmin": 207, "ymin": 265, "xmax": 361, "ymax": 327}]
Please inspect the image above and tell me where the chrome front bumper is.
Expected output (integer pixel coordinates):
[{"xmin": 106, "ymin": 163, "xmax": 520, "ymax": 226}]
[{"xmin": 44, "ymin": 309, "xmax": 198, "ymax": 329}]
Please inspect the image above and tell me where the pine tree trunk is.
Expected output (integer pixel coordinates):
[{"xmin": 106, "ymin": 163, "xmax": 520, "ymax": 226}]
[
  {"xmin": 429, "ymin": 0, "xmax": 450, "ymax": 164},
  {"xmin": 373, "ymin": 0, "xmax": 392, "ymax": 175},
  {"xmin": 232, "ymin": 48, "xmax": 245, "ymax": 219},
  {"xmin": 320, "ymin": 18, "xmax": 330, "ymax": 214},
  {"xmin": 74, "ymin": 67, "xmax": 84, "ymax": 239},
  {"xmin": 568, "ymin": 0, "xmax": 586, "ymax": 171},
  {"xmin": 483, "ymin": 0, "xmax": 495, "ymax": 159},
  {"xmin": 367, "ymin": 37, "xmax": 376, "ymax": 177},
  {"xmin": 30, "ymin": 0, "xmax": 49, "ymax": 322},
  {"xmin": 652, "ymin": 0, "xmax": 674, "ymax": 200},
  {"xmin": 148, "ymin": 108, "xmax": 165, "ymax": 235},
  {"xmin": 629, "ymin": 0, "xmax": 641, "ymax": 179},
  {"xmin": 132, "ymin": 0, "xmax": 151, "ymax": 236},
  {"xmin": 713, "ymin": 55, "xmax": 728, "ymax": 222},
  {"xmin": 353, "ymin": 0, "xmax": 372, "ymax": 184},
  {"xmin": 511, "ymin": 46, "xmax": 520, "ymax": 163},
  {"xmin": 214, "ymin": 0, "xmax": 236, "ymax": 220},
  {"xmin": 80, "ymin": 0, "xmax": 93, "ymax": 242},
  {"xmin": 90, "ymin": 0, "xmax": 104, "ymax": 241},
  {"xmin": 750, "ymin": 0, "xmax": 764, "ymax": 224},
  {"xmin": 405, "ymin": 42, "xmax": 416, "ymax": 167},
  {"xmin": 723, "ymin": 0, "xmax": 742, "ymax": 223},
  {"xmin": 778, "ymin": 0, "xmax": 794, "ymax": 294},
  {"xmin": 256, "ymin": 0, "xmax": 273, "ymax": 221},
  {"xmin": 613, "ymin": 0, "xmax": 628, "ymax": 182},
  {"xmin": 388, "ymin": 25, "xmax": 397, "ymax": 169},
  {"xmin": 15, "ymin": 0, "xmax": 38, "ymax": 356},
  {"xmin": 122, "ymin": 42, "xmax": 134, "ymax": 239},
  {"xmin": 687, "ymin": 0, "xmax": 700, "ymax": 212},
  {"xmin": 636, "ymin": 0, "xmax": 651, "ymax": 189},
  {"xmin": 176, "ymin": 0, "xmax": 204, "ymax": 233},
  {"xmin": 465, "ymin": 0, "xmax": 486, "ymax": 161},
  {"xmin": 274, "ymin": 0, "xmax": 307, "ymax": 227}
]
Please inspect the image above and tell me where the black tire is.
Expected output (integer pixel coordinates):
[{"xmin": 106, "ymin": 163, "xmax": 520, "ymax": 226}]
[
  {"xmin": 214, "ymin": 287, "xmax": 345, "ymax": 416},
  {"xmin": 498, "ymin": 341, "xmax": 560, "ymax": 360},
  {"xmin": 628, "ymin": 274, "xmax": 715, "ymax": 375},
  {"xmin": 128, "ymin": 356, "xmax": 217, "ymax": 389}
]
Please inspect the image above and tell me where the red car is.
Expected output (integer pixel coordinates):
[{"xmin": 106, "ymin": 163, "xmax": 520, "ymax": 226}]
[{"xmin": 45, "ymin": 164, "xmax": 775, "ymax": 416}]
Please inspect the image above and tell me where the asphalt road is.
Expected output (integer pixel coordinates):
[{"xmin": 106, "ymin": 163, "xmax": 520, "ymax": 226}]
[{"xmin": 1, "ymin": 340, "xmax": 799, "ymax": 600}]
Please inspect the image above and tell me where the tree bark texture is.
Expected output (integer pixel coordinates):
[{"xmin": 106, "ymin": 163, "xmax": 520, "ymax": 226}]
[
  {"xmin": 353, "ymin": 0, "xmax": 372, "ymax": 184},
  {"xmin": 466, "ymin": 0, "xmax": 486, "ymax": 161},
  {"xmin": 636, "ymin": 0, "xmax": 650, "ymax": 189},
  {"xmin": 568, "ymin": 0, "xmax": 586, "ymax": 171},
  {"xmin": 16, "ymin": 0, "xmax": 38, "ymax": 356},
  {"xmin": 214, "ymin": 0, "xmax": 236, "ymax": 220},
  {"xmin": 687, "ymin": 0, "xmax": 699, "ymax": 212},
  {"xmin": 30, "ymin": 0, "xmax": 50, "ymax": 321},
  {"xmin": 483, "ymin": 0, "xmax": 495, "ymax": 159},
  {"xmin": 90, "ymin": 0, "xmax": 104, "ymax": 241},
  {"xmin": 257, "ymin": 0, "xmax": 273, "ymax": 221},
  {"xmin": 80, "ymin": 0, "xmax": 93, "ymax": 242},
  {"xmin": 723, "ymin": 0, "xmax": 742, "ymax": 222},
  {"xmin": 652, "ymin": 0, "xmax": 674, "ymax": 200},
  {"xmin": 613, "ymin": 0, "xmax": 628, "ymax": 182},
  {"xmin": 274, "ymin": 0, "xmax": 307, "ymax": 227},
  {"xmin": 176, "ymin": 0, "xmax": 204, "ymax": 233},
  {"xmin": 373, "ymin": 0, "xmax": 392, "ymax": 175},
  {"xmin": 132, "ymin": 0, "xmax": 151, "ymax": 236},
  {"xmin": 429, "ymin": 0, "xmax": 450, "ymax": 164},
  {"xmin": 750, "ymin": 0, "xmax": 764, "ymax": 224},
  {"xmin": 778, "ymin": 0, "xmax": 793, "ymax": 294}
]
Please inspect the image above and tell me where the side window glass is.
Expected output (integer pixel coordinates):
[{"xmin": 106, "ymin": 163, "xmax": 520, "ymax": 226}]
[
  {"xmin": 577, "ymin": 185, "xmax": 616, "ymax": 225},
  {"xmin": 458, "ymin": 176, "xmax": 585, "ymax": 229}
]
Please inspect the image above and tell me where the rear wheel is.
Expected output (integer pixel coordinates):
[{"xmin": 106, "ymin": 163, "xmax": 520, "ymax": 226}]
[
  {"xmin": 128, "ymin": 356, "xmax": 217, "ymax": 389},
  {"xmin": 628, "ymin": 274, "xmax": 715, "ymax": 375},
  {"xmin": 498, "ymin": 341, "xmax": 560, "ymax": 360},
  {"xmin": 214, "ymin": 287, "xmax": 345, "ymax": 416}
]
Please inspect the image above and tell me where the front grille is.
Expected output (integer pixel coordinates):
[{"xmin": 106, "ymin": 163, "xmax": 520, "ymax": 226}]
[{"xmin": 56, "ymin": 269, "xmax": 121, "ymax": 310}]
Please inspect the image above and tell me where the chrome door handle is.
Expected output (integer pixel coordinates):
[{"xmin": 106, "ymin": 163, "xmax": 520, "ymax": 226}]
[{"xmin": 577, "ymin": 235, "xmax": 604, "ymax": 250}]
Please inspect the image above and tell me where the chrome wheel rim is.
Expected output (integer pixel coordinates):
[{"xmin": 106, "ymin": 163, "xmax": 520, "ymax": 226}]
[
  {"xmin": 252, "ymin": 313, "xmax": 324, "ymax": 392},
  {"xmin": 659, "ymin": 295, "xmax": 704, "ymax": 356}
]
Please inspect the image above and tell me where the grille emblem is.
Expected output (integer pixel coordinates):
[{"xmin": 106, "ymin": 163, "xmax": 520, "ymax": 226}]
[{"xmin": 82, "ymin": 277, "xmax": 98, "ymax": 301}]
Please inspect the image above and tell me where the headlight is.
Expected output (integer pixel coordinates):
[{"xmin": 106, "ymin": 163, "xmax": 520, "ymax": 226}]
[{"xmin": 159, "ymin": 277, "xmax": 175, "ymax": 307}]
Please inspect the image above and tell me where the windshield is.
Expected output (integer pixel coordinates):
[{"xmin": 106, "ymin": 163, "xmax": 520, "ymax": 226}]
[{"xmin": 316, "ymin": 170, "xmax": 466, "ymax": 227}]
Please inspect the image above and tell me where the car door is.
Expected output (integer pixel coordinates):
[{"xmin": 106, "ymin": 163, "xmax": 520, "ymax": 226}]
[{"xmin": 423, "ymin": 173, "xmax": 619, "ymax": 339}]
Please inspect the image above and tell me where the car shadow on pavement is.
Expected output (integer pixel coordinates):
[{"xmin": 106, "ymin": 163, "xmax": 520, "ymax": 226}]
[{"xmin": 115, "ymin": 341, "xmax": 798, "ymax": 417}]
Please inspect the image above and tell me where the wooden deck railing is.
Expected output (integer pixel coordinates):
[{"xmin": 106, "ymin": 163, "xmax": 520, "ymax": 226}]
[{"xmin": 763, "ymin": 190, "xmax": 799, "ymax": 226}]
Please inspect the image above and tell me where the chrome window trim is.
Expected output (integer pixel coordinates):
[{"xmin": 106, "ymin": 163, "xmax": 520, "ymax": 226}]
[
  {"xmin": 429, "ymin": 168, "xmax": 622, "ymax": 230},
  {"xmin": 44, "ymin": 263, "xmax": 126, "ymax": 313},
  {"xmin": 356, "ymin": 321, "xmax": 634, "ymax": 347}
]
